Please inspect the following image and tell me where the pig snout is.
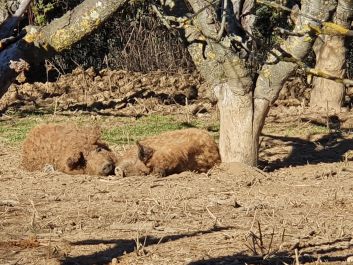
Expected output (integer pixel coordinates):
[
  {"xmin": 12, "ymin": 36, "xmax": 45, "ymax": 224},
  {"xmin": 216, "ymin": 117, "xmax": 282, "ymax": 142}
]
[{"xmin": 102, "ymin": 163, "xmax": 115, "ymax": 175}]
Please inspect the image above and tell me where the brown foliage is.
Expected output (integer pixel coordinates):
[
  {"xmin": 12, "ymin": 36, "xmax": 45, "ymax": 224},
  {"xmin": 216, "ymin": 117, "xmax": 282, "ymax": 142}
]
[
  {"xmin": 22, "ymin": 123, "xmax": 116, "ymax": 176},
  {"xmin": 116, "ymin": 128, "xmax": 221, "ymax": 177}
]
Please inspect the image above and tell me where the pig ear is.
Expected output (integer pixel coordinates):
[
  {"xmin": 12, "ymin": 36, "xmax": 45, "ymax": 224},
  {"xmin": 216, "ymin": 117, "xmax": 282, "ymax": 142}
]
[
  {"xmin": 87, "ymin": 126, "xmax": 102, "ymax": 143},
  {"xmin": 136, "ymin": 141, "xmax": 154, "ymax": 163},
  {"xmin": 66, "ymin": 152, "xmax": 85, "ymax": 169}
]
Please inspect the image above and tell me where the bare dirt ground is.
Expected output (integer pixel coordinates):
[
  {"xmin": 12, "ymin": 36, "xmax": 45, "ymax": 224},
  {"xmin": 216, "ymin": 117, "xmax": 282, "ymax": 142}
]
[{"xmin": 1, "ymin": 71, "xmax": 353, "ymax": 265}]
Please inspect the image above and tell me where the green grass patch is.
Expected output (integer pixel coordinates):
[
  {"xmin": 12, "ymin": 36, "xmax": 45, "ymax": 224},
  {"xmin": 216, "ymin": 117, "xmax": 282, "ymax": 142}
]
[
  {"xmin": 0, "ymin": 118, "xmax": 39, "ymax": 143},
  {"xmin": 102, "ymin": 115, "xmax": 203, "ymax": 145},
  {"xmin": 0, "ymin": 113, "xmax": 220, "ymax": 146},
  {"xmin": 263, "ymin": 121, "xmax": 329, "ymax": 137}
]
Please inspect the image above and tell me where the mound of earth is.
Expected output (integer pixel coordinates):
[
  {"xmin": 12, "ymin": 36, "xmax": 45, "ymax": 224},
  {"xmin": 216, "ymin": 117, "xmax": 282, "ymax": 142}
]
[{"xmin": 0, "ymin": 68, "xmax": 214, "ymax": 116}]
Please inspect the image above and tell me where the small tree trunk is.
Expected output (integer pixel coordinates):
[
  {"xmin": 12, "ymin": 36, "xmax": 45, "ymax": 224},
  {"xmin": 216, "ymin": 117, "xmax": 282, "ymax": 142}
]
[
  {"xmin": 309, "ymin": 35, "xmax": 346, "ymax": 111},
  {"xmin": 309, "ymin": 0, "xmax": 353, "ymax": 111},
  {"xmin": 214, "ymin": 83, "xmax": 259, "ymax": 166},
  {"xmin": 0, "ymin": 0, "xmax": 8, "ymax": 24}
]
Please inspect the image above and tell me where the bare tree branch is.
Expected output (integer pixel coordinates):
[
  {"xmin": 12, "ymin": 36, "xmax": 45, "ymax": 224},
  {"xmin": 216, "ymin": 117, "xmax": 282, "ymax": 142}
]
[
  {"xmin": 216, "ymin": 0, "xmax": 228, "ymax": 40},
  {"xmin": 270, "ymin": 45, "xmax": 353, "ymax": 86},
  {"xmin": 151, "ymin": 4, "xmax": 190, "ymax": 29},
  {"xmin": 306, "ymin": 22, "xmax": 353, "ymax": 37},
  {"xmin": 240, "ymin": 0, "xmax": 255, "ymax": 35},
  {"xmin": 25, "ymin": 0, "xmax": 127, "ymax": 52},
  {"xmin": 254, "ymin": 0, "xmax": 337, "ymax": 104},
  {"xmin": 274, "ymin": 27, "xmax": 305, "ymax": 37},
  {"xmin": 256, "ymin": 0, "xmax": 323, "ymax": 23},
  {"xmin": 306, "ymin": 67, "xmax": 353, "ymax": 86},
  {"xmin": 186, "ymin": 0, "xmax": 252, "ymax": 90},
  {"xmin": 0, "ymin": 0, "xmax": 32, "ymax": 40},
  {"xmin": 0, "ymin": 0, "xmax": 127, "ymax": 98},
  {"xmin": 252, "ymin": 0, "xmax": 336, "ymax": 135}
]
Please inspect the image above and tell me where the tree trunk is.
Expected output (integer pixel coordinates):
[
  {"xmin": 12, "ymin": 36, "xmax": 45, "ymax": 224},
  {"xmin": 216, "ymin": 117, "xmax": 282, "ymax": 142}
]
[
  {"xmin": 0, "ymin": 0, "xmax": 8, "ymax": 24},
  {"xmin": 309, "ymin": 0, "xmax": 353, "ymax": 111},
  {"xmin": 182, "ymin": 0, "xmax": 335, "ymax": 166},
  {"xmin": 214, "ymin": 83, "xmax": 258, "ymax": 165},
  {"xmin": 310, "ymin": 36, "xmax": 346, "ymax": 111},
  {"xmin": 182, "ymin": 0, "xmax": 261, "ymax": 165}
]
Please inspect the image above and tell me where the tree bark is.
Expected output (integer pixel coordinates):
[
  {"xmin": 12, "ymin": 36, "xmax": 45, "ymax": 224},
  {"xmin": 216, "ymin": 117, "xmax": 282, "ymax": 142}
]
[
  {"xmin": 30, "ymin": 0, "xmax": 126, "ymax": 52},
  {"xmin": 0, "ymin": 0, "xmax": 8, "ymax": 24},
  {"xmin": 309, "ymin": 36, "xmax": 346, "ymax": 111},
  {"xmin": 183, "ymin": 0, "xmax": 335, "ymax": 166},
  {"xmin": 214, "ymin": 83, "xmax": 258, "ymax": 165},
  {"xmin": 309, "ymin": 0, "xmax": 353, "ymax": 112},
  {"xmin": 185, "ymin": 0, "xmax": 257, "ymax": 165},
  {"xmin": 253, "ymin": 0, "xmax": 335, "ymax": 140},
  {"xmin": 0, "ymin": 0, "xmax": 126, "ymax": 98}
]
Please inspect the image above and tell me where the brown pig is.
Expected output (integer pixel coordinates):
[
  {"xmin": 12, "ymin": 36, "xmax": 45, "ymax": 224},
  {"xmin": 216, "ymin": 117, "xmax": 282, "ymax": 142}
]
[
  {"xmin": 22, "ymin": 123, "xmax": 116, "ymax": 176},
  {"xmin": 115, "ymin": 128, "xmax": 221, "ymax": 177}
]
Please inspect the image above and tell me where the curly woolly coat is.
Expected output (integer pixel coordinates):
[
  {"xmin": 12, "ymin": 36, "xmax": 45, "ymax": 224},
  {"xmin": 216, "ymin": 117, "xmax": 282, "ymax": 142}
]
[
  {"xmin": 22, "ymin": 123, "xmax": 116, "ymax": 176},
  {"xmin": 115, "ymin": 128, "xmax": 221, "ymax": 177}
]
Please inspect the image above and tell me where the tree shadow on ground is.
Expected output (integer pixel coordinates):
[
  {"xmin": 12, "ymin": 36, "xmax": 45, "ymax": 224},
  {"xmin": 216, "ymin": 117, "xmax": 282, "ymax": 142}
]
[
  {"xmin": 61, "ymin": 226, "xmax": 234, "ymax": 265},
  {"xmin": 260, "ymin": 130, "xmax": 353, "ymax": 171},
  {"xmin": 189, "ymin": 237, "xmax": 353, "ymax": 265},
  {"xmin": 188, "ymin": 252, "xmax": 351, "ymax": 265}
]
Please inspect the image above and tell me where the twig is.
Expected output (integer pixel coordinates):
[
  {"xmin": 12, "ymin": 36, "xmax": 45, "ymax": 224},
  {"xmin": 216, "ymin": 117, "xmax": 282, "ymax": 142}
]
[
  {"xmin": 256, "ymin": 0, "xmax": 322, "ymax": 24},
  {"xmin": 30, "ymin": 199, "xmax": 38, "ymax": 228},
  {"xmin": 217, "ymin": 0, "xmax": 228, "ymax": 40},
  {"xmin": 135, "ymin": 231, "xmax": 140, "ymax": 255},
  {"xmin": 249, "ymin": 209, "xmax": 258, "ymax": 230},
  {"xmin": 295, "ymin": 248, "xmax": 300, "ymax": 265},
  {"xmin": 304, "ymin": 66, "xmax": 353, "ymax": 86},
  {"xmin": 206, "ymin": 206, "xmax": 223, "ymax": 227},
  {"xmin": 274, "ymin": 27, "xmax": 304, "ymax": 37},
  {"xmin": 151, "ymin": 5, "xmax": 174, "ymax": 30},
  {"xmin": 45, "ymin": 59, "xmax": 64, "ymax": 80},
  {"xmin": 265, "ymin": 227, "xmax": 275, "ymax": 255},
  {"xmin": 153, "ymin": 0, "xmax": 221, "ymax": 29},
  {"xmin": 252, "ymin": 233, "xmax": 258, "ymax": 255},
  {"xmin": 186, "ymin": 0, "xmax": 221, "ymax": 24},
  {"xmin": 281, "ymin": 228, "xmax": 286, "ymax": 244},
  {"xmin": 103, "ymin": 55, "xmax": 113, "ymax": 95},
  {"xmin": 9, "ymin": 257, "xmax": 23, "ymax": 265},
  {"xmin": 257, "ymin": 221, "xmax": 264, "ymax": 255}
]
